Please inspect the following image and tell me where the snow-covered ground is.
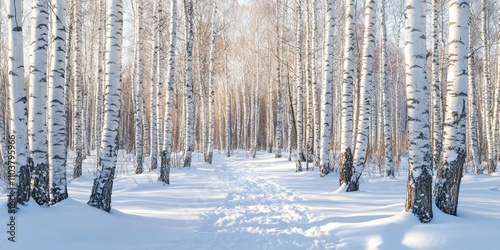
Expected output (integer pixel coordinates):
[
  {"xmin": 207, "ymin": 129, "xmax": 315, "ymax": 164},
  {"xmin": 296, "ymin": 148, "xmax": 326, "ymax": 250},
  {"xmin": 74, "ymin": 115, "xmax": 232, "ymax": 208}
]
[{"xmin": 1, "ymin": 150, "xmax": 499, "ymax": 249}]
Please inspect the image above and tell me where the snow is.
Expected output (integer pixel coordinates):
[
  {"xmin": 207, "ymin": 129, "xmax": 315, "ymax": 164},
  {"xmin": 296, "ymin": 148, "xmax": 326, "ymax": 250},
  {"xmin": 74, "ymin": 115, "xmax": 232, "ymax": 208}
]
[{"xmin": 1, "ymin": 151, "xmax": 499, "ymax": 249}]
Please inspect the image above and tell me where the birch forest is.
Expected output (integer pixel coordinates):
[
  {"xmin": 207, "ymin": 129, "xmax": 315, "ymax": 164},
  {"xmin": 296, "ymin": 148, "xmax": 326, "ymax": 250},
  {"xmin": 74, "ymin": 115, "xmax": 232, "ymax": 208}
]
[{"xmin": 1, "ymin": 0, "xmax": 500, "ymax": 226}]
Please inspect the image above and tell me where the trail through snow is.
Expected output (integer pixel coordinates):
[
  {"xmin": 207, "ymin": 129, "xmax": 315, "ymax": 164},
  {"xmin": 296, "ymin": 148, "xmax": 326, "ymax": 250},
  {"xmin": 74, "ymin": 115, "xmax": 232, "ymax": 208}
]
[
  {"xmin": 1, "ymin": 150, "xmax": 499, "ymax": 250},
  {"xmin": 193, "ymin": 158, "xmax": 317, "ymax": 249}
]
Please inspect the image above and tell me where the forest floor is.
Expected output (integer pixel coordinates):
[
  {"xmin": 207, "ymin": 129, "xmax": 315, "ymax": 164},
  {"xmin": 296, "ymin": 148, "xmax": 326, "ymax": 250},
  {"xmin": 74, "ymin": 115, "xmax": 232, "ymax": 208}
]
[{"xmin": 1, "ymin": 150, "xmax": 500, "ymax": 249}]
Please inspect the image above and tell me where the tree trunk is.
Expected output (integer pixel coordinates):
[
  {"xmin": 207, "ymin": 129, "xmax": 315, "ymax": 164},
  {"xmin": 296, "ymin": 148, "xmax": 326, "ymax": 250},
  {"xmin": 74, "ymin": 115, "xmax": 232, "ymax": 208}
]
[
  {"xmin": 347, "ymin": 0, "xmax": 376, "ymax": 192},
  {"xmin": 467, "ymin": 29, "xmax": 481, "ymax": 174},
  {"xmin": 150, "ymin": 0, "xmax": 159, "ymax": 170},
  {"xmin": 404, "ymin": 0, "xmax": 433, "ymax": 223},
  {"xmin": 295, "ymin": 0, "xmax": 305, "ymax": 171},
  {"xmin": 28, "ymin": 0, "xmax": 50, "ymax": 206},
  {"xmin": 88, "ymin": 0, "xmax": 123, "ymax": 212},
  {"xmin": 73, "ymin": 0, "xmax": 83, "ymax": 179},
  {"xmin": 380, "ymin": 0, "xmax": 394, "ymax": 178},
  {"xmin": 7, "ymin": 0, "xmax": 31, "ymax": 207},
  {"xmin": 205, "ymin": 4, "xmax": 216, "ymax": 164},
  {"xmin": 48, "ymin": 0, "xmax": 68, "ymax": 205},
  {"xmin": 339, "ymin": 0, "xmax": 355, "ymax": 187},
  {"xmin": 133, "ymin": 0, "xmax": 144, "ymax": 174},
  {"xmin": 159, "ymin": 0, "xmax": 177, "ymax": 184},
  {"xmin": 435, "ymin": 0, "xmax": 469, "ymax": 216},
  {"xmin": 430, "ymin": 0, "xmax": 442, "ymax": 170},
  {"xmin": 319, "ymin": 0, "xmax": 334, "ymax": 177}
]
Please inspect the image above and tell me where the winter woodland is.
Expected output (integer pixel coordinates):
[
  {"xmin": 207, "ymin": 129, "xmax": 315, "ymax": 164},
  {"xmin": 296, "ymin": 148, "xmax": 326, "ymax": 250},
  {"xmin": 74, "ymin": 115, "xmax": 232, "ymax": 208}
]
[{"xmin": 1, "ymin": 0, "xmax": 500, "ymax": 248}]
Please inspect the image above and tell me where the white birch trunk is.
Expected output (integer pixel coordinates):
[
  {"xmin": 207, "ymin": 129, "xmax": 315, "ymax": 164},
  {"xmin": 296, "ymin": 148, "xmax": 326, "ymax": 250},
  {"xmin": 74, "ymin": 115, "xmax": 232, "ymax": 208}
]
[
  {"xmin": 7, "ymin": 0, "xmax": 31, "ymax": 205},
  {"xmin": 305, "ymin": 0, "xmax": 313, "ymax": 167},
  {"xmin": 150, "ymin": 0, "xmax": 159, "ymax": 170},
  {"xmin": 88, "ymin": 0, "xmax": 123, "ymax": 212},
  {"xmin": 134, "ymin": 0, "xmax": 144, "ymax": 174},
  {"xmin": 73, "ymin": 0, "xmax": 83, "ymax": 179},
  {"xmin": 48, "ymin": 0, "xmax": 68, "ymax": 205},
  {"xmin": 467, "ymin": 28, "xmax": 481, "ymax": 175},
  {"xmin": 435, "ymin": 0, "xmax": 469, "ymax": 216},
  {"xmin": 159, "ymin": 0, "xmax": 177, "ymax": 184},
  {"xmin": 430, "ymin": 0, "xmax": 442, "ymax": 170},
  {"xmin": 182, "ymin": 0, "xmax": 195, "ymax": 168},
  {"xmin": 275, "ymin": 0, "xmax": 284, "ymax": 159},
  {"xmin": 319, "ymin": 0, "xmax": 334, "ymax": 177},
  {"xmin": 95, "ymin": 0, "xmax": 105, "ymax": 170},
  {"xmin": 311, "ymin": 0, "xmax": 320, "ymax": 168},
  {"xmin": 380, "ymin": 0, "xmax": 394, "ymax": 178},
  {"xmin": 295, "ymin": 0, "xmax": 305, "ymax": 171},
  {"xmin": 205, "ymin": 4, "xmax": 216, "ymax": 164},
  {"xmin": 28, "ymin": 0, "xmax": 50, "ymax": 206},
  {"xmin": 339, "ymin": 0, "xmax": 355, "ymax": 186},
  {"xmin": 404, "ymin": 0, "xmax": 433, "ymax": 223},
  {"xmin": 347, "ymin": 0, "xmax": 376, "ymax": 191}
]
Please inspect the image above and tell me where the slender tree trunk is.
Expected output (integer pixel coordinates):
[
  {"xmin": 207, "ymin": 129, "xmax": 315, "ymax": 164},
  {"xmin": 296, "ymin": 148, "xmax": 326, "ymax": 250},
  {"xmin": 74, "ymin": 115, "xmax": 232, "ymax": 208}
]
[
  {"xmin": 347, "ymin": 0, "xmax": 376, "ymax": 192},
  {"xmin": 468, "ymin": 30, "xmax": 481, "ymax": 174},
  {"xmin": 274, "ymin": 0, "xmax": 283, "ymax": 158},
  {"xmin": 319, "ymin": 0, "xmax": 334, "ymax": 177},
  {"xmin": 380, "ymin": 0, "xmax": 394, "ymax": 178},
  {"xmin": 73, "ymin": 0, "xmax": 83, "ymax": 179},
  {"xmin": 430, "ymin": 0, "xmax": 442, "ymax": 171},
  {"xmin": 28, "ymin": 0, "xmax": 50, "ymax": 206},
  {"xmin": 48, "ymin": 0, "xmax": 68, "ymax": 205},
  {"xmin": 88, "ymin": 0, "xmax": 123, "ymax": 212},
  {"xmin": 182, "ymin": 0, "xmax": 195, "ymax": 168},
  {"xmin": 404, "ymin": 0, "xmax": 433, "ymax": 223},
  {"xmin": 295, "ymin": 0, "xmax": 305, "ymax": 171},
  {"xmin": 435, "ymin": 0, "xmax": 469, "ymax": 216},
  {"xmin": 7, "ymin": 0, "xmax": 31, "ymax": 206},
  {"xmin": 150, "ymin": 0, "xmax": 159, "ymax": 170},
  {"xmin": 133, "ymin": 0, "xmax": 144, "ymax": 174},
  {"xmin": 482, "ymin": 0, "xmax": 496, "ymax": 173},
  {"xmin": 205, "ymin": 4, "xmax": 216, "ymax": 164},
  {"xmin": 339, "ymin": 0, "xmax": 355, "ymax": 187},
  {"xmin": 95, "ymin": 0, "xmax": 105, "ymax": 170},
  {"xmin": 159, "ymin": 0, "xmax": 177, "ymax": 184},
  {"xmin": 311, "ymin": 0, "xmax": 320, "ymax": 168}
]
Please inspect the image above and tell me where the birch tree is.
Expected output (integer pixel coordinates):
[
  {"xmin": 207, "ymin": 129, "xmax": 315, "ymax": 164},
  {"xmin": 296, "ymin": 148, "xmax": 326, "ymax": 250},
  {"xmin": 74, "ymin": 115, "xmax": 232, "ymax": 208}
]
[
  {"xmin": 48, "ymin": 0, "xmax": 68, "ymax": 205},
  {"xmin": 73, "ymin": 0, "xmax": 84, "ymax": 179},
  {"xmin": 150, "ymin": 0, "xmax": 159, "ymax": 170},
  {"xmin": 275, "ymin": 0, "xmax": 284, "ymax": 159},
  {"xmin": 435, "ymin": 0, "xmax": 469, "ymax": 216},
  {"xmin": 7, "ymin": 0, "xmax": 31, "ymax": 205},
  {"xmin": 430, "ymin": 0, "xmax": 442, "ymax": 170},
  {"xmin": 339, "ymin": 0, "xmax": 355, "ymax": 186},
  {"xmin": 133, "ymin": 0, "xmax": 144, "ymax": 174},
  {"xmin": 94, "ymin": 0, "xmax": 105, "ymax": 171},
  {"xmin": 380, "ymin": 0, "xmax": 394, "ymax": 177},
  {"xmin": 404, "ymin": 0, "xmax": 433, "ymax": 223},
  {"xmin": 205, "ymin": 4, "xmax": 217, "ymax": 164},
  {"xmin": 468, "ymin": 28, "xmax": 481, "ymax": 174},
  {"xmin": 319, "ymin": 0, "xmax": 334, "ymax": 177},
  {"xmin": 28, "ymin": 0, "xmax": 50, "ymax": 206},
  {"xmin": 348, "ymin": 0, "xmax": 376, "ymax": 192},
  {"xmin": 482, "ymin": 0, "xmax": 496, "ymax": 174},
  {"xmin": 295, "ymin": 0, "xmax": 305, "ymax": 171},
  {"xmin": 159, "ymin": 0, "xmax": 177, "ymax": 184},
  {"xmin": 183, "ymin": 0, "xmax": 195, "ymax": 168},
  {"xmin": 88, "ymin": 0, "xmax": 123, "ymax": 212}
]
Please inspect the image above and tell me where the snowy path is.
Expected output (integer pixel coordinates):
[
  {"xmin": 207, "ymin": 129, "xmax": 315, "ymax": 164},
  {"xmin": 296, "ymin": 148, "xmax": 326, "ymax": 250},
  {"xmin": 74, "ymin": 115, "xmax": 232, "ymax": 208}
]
[
  {"xmin": 193, "ymin": 157, "xmax": 319, "ymax": 249},
  {"xmin": 2, "ymin": 151, "xmax": 500, "ymax": 250}
]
